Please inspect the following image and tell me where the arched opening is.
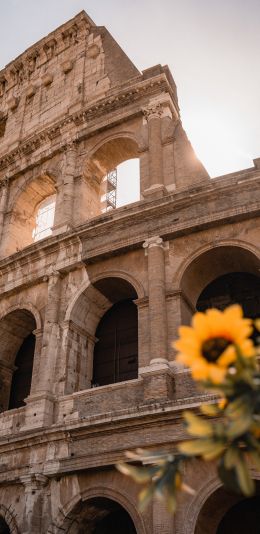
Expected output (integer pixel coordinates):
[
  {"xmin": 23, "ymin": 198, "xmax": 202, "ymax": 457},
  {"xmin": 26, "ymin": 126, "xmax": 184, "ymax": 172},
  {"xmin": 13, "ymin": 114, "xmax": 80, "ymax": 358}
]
[
  {"xmin": 197, "ymin": 272, "xmax": 260, "ymax": 318},
  {"xmin": 32, "ymin": 194, "xmax": 56, "ymax": 241},
  {"xmin": 180, "ymin": 246, "xmax": 260, "ymax": 323},
  {"xmin": 194, "ymin": 482, "xmax": 260, "ymax": 534},
  {"xmin": 2, "ymin": 175, "xmax": 56, "ymax": 255},
  {"xmin": 64, "ymin": 276, "xmax": 139, "ymax": 393},
  {"xmin": 81, "ymin": 137, "xmax": 140, "ymax": 221},
  {"xmin": 217, "ymin": 495, "xmax": 260, "ymax": 534},
  {"xmin": 93, "ymin": 299, "xmax": 138, "ymax": 387},
  {"xmin": 0, "ymin": 517, "xmax": 10, "ymax": 534},
  {"xmin": 92, "ymin": 277, "xmax": 138, "ymax": 387},
  {"xmin": 63, "ymin": 497, "xmax": 137, "ymax": 533},
  {"xmin": 0, "ymin": 309, "xmax": 36, "ymax": 411}
]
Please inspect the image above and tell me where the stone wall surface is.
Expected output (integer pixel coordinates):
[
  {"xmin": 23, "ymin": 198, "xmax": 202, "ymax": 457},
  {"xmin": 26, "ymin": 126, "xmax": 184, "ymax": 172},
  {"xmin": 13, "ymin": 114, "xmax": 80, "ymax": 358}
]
[{"xmin": 0, "ymin": 10, "xmax": 259, "ymax": 534}]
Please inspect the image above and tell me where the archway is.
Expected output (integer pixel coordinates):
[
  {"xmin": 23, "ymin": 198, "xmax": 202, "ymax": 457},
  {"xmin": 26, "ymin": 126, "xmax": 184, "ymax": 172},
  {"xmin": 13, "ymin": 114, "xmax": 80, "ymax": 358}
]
[
  {"xmin": 63, "ymin": 276, "xmax": 139, "ymax": 393},
  {"xmin": 61, "ymin": 497, "xmax": 137, "ymax": 534},
  {"xmin": 180, "ymin": 245, "xmax": 260, "ymax": 323},
  {"xmin": 0, "ymin": 308, "xmax": 36, "ymax": 411},
  {"xmin": 2, "ymin": 174, "xmax": 56, "ymax": 255},
  {"xmin": 83, "ymin": 136, "xmax": 140, "ymax": 218},
  {"xmin": 93, "ymin": 299, "xmax": 138, "ymax": 387},
  {"xmin": 194, "ymin": 482, "xmax": 260, "ymax": 534},
  {"xmin": 0, "ymin": 517, "xmax": 10, "ymax": 534},
  {"xmin": 197, "ymin": 272, "xmax": 260, "ymax": 318},
  {"xmin": 92, "ymin": 277, "xmax": 138, "ymax": 387},
  {"xmin": 217, "ymin": 495, "xmax": 260, "ymax": 534}
]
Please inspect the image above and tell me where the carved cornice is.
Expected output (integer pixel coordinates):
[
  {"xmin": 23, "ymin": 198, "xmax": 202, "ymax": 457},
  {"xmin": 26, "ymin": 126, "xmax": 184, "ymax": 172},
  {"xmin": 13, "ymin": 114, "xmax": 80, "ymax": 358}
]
[{"xmin": 0, "ymin": 73, "xmax": 174, "ymax": 178}]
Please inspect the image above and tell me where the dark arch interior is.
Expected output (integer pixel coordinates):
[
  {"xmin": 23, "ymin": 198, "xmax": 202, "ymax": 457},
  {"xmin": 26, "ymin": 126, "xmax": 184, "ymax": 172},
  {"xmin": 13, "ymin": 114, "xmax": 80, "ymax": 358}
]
[
  {"xmin": 93, "ymin": 299, "xmax": 138, "ymax": 387},
  {"xmin": 8, "ymin": 332, "xmax": 36, "ymax": 409},
  {"xmin": 217, "ymin": 495, "xmax": 260, "ymax": 534},
  {"xmin": 76, "ymin": 497, "xmax": 137, "ymax": 534},
  {"xmin": 197, "ymin": 272, "xmax": 260, "ymax": 318},
  {"xmin": 0, "ymin": 517, "xmax": 10, "ymax": 534},
  {"xmin": 0, "ymin": 309, "xmax": 36, "ymax": 411}
]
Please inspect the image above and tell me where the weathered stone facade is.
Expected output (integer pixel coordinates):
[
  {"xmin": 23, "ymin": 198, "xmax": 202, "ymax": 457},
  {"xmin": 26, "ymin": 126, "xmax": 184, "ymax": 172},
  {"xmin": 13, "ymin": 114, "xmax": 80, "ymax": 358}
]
[{"xmin": 0, "ymin": 11, "xmax": 259, "ymax": 533}]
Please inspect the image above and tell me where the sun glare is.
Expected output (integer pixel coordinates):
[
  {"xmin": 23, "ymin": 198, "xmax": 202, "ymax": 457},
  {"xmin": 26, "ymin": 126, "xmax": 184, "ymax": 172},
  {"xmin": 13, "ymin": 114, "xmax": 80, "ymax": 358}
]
[{"xmin": 187, "ymin": 112, "xmax": 253, "ymax": 178}]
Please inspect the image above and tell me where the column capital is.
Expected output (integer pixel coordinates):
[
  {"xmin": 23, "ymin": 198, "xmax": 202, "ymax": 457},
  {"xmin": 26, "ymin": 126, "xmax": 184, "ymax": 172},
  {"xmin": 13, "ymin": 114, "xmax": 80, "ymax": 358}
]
[
  {"xmin": 143, "ymin": 236, "xmax": 164, "ymax": 250},
  {"xmin": 0, "ymin": 176, "xmax": 10, "ymax": 189},
  {"xmin": 142, "ymin": 103, "xmax": 163, "ymax": 122},
  {"xmin": 20, "ymin": 473, "xmax": 48, "ymax": 490}
]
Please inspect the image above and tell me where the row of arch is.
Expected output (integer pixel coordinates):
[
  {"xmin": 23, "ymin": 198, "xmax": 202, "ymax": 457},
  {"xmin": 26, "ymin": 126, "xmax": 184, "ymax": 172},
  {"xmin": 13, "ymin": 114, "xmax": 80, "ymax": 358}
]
[
  {"xmin": 2, "ymin": 134, "xmax": 142, "ymax": 256},
  {"xmin": 0, "ymin": 479, "xmax": 260, "ymax": 533},
  {"xmin": 0, "ymin": 244, "xmax": 259, "ymax": 412}
]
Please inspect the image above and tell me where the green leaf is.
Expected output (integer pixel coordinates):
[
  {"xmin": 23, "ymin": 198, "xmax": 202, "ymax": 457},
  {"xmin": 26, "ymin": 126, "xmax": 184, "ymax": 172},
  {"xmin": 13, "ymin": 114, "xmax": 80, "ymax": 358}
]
[
  {"xmin": 116, "ymin": 463, "xmax": 152, "ymax": 483},
  {"xmin": 183, "ymin": 411, "xmax": 214, "ymax": 437},
  {"xmin": 225, "ymin": 396, "xmax": 251, "ymax": 419},
  {"xmin": 178, "ymin": 438, "xmax": 222, "ymax": 457},
  {"xmin": 227, "ymin": 414, "xmax": 253, "ymax": 439},
  {"xmin": 218, "ymin": 460, "xmax": 242, "ymax": 495},
  {"xmin": 247, "ymin": 450, "xmax": 260, "ymax": 470},
  {"xmin": 202, "ymin": 442, "xmax": 226, "ymax": 461},
  {"xmin": 200, "ymin": 404, "xmax": 220, "ymax": 417},
  {"xmin": 224, "ymin": 447, "xmax": 240, "ymax": 469},
  {"xmin": 234, "ymin": 452, "xmax": 255, "ymax": 496},
  {"xmin": 138, "ymin": 485, "xmax": 154, "ymax": 511}
]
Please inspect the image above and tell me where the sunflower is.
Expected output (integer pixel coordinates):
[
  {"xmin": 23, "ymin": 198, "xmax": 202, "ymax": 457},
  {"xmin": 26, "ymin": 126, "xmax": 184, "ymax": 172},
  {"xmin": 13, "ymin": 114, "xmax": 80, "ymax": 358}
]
[{"xmin": 173, "ymin": 305, "xmax": 254, "ymax": 384}]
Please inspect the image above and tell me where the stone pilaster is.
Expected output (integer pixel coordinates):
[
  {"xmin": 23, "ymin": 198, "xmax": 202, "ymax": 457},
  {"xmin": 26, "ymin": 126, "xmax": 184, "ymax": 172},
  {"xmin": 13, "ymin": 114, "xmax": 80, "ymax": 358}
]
[
  {"xmin": 38, "ymin": 270, "xmax": 61, "ymax": 392},
  {"xmin": 0, "ymin": 177, "xmax": 9, "ymax": 244},
  {"xmin": 53, "ymin": 142, "xmax": 76, "ymax": 234},
  {"xmin": 23, "ymin": 271, "xmax": 61, "ymax": 428},
  {"xmin": 142, "ymin": 104, "xmax": 166, "ymax": 197},
  {"xmin": 152, "ymin": 498, "xmax": 174, "ymax": 534},
  {"xmin": 143, "ymin": 236, "xmax": 168, "ymax": 362},
  {"xmin": 141, "ymin": 236, "xmax": 174, "ymax": 401},
  {"xmin": 26, "ymin": 328, "xmax": 43, "ymax": 399},
  {"xmin": 20, "ymin": 474, "xmax": 48, "ymax": 534}
]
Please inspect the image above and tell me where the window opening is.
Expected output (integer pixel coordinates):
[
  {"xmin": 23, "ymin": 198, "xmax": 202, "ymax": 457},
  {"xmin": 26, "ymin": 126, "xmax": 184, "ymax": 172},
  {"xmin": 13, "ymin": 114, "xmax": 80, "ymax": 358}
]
[
  {"xmin": 101, "ymin": 168, "xmax": 117, "ymax": 212},
  {"xmin": 32, "ymin": 194, "xmax": 56, "ymax": 241},
  {"xmin": 92, "ymin": 299, "xmax": 138, "ymax": 387}
]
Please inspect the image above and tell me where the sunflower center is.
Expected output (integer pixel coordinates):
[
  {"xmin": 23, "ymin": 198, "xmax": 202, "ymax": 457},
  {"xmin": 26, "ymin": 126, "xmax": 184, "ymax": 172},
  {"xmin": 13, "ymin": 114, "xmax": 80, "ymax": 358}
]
[{"xmin": 202, "ymin": 337, "xmax": 230, "ymax": 363}]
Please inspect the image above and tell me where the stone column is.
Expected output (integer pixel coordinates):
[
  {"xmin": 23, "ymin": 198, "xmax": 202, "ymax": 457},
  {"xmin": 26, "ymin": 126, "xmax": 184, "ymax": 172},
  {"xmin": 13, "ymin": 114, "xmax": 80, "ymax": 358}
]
[
  {"xmin": 143, "ymin": 105, "xmax": 165, "ymax": 196},
  {"xmin": 21, "ymin": 474, "xmax": 48, "ymax": 534},
  {"xmin": 143, "ymin": 236, "xmax": 168, "ymax": 362},
  {"xmin": 38, "ymin": 270, "xmax": 61, "ymax": 392},
  {"xmin": 141, "ymin": 236, "xmax": 174, "ymax": 401},
  {"xmin": 29, "ymin": 328, "xmax": 43, "ymax": 395},
  {"xmin": 0, "ymin": 177, "xmax": 9, "ymax": 244},
  {"xmin": 53, "ymin": 142, "xmax": 76, "ymax": 234},
  {"xmin": 23, "ymin": 271, "xmax": 61, "ymax": 428}
]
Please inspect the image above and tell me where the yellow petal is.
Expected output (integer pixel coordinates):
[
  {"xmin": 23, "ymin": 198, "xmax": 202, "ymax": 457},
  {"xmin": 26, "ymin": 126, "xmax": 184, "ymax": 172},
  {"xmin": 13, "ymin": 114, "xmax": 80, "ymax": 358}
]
[{"xmin": 208, "ymin": 364, "xmax": 226, "ymax": 384}]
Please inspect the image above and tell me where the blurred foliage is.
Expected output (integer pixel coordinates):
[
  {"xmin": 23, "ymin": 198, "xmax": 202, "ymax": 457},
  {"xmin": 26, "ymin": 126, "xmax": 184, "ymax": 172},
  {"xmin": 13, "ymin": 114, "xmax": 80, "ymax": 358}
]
[{"xmin": 117, "ymin": 306, "xmax": 260, "ymax": 513}]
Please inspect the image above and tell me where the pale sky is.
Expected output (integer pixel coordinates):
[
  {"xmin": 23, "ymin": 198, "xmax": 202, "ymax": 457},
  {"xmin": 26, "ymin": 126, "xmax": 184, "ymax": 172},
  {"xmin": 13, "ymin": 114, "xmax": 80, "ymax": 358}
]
[{"xmin": 1, "ymin": 0, "xmax": 260, "ymax": 191}]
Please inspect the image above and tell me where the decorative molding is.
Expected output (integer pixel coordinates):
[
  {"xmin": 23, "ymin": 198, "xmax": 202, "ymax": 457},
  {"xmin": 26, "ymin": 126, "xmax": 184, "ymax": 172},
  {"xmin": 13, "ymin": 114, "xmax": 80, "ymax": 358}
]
[{"xmin": 0, "ymin": 74, "xmax": 171, "ymax": 176}]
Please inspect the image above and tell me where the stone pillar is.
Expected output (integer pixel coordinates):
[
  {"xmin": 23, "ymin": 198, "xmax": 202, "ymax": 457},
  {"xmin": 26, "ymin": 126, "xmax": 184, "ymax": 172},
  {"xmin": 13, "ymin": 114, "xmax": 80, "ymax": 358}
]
[
  {"xmin": 38, "ymin": 270, "xmax": 61, "ymax": 392},
  {"xmin": 23, "ymin": 271, "xmax": 61, "ymax": 428},
  {"xmin": 143, "ymin": 105, "xmax": 166, "ymax": 197},
  {"xmin": 143, "ymin": 236, "xmax": 168, "ymax": 362},
  {"xmin": 86, "ymin": 334, "xmax": 96, "ymax": 389},
  {"xmin": 141, "ymin": 236, "xmax": 174, "ymax": 401},
  {"xmin": 53, "ymin": 142, "xmax": 76, "ymax": 234},
  {"xmin": 21, "ymin": 474, "xmax": 48, "ymax": 534},
  {"xmin": 0, "ymin": 177, "xmax": 9, "ymax": 244},
  {"xmin": 30, "ymin": 328, "xmax": 43, "ymax": 395},
  {"xmin": 152, "ymin": 498, "xmax": 174, "ymax": 533}
]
